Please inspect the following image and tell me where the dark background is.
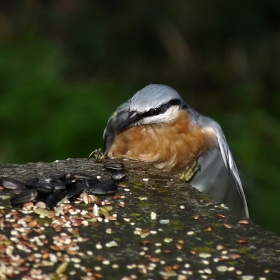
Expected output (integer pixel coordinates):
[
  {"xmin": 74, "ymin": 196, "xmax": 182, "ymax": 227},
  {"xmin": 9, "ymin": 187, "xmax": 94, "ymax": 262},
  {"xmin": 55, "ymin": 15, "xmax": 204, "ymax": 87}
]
[{"xmin": 0, "ymin": 1, "xmax": 279, "ymax": 234}]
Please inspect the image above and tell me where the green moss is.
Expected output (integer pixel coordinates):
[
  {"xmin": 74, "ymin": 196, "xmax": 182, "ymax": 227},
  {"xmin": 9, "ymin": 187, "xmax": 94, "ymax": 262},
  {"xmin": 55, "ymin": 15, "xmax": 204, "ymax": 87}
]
[
  {"xmin": 198, "ymin": 211, "xmax": 212, "ymax": 216},
  {"xmin": 129, "ymin": 181, "xmax": 143, "ymax": 188},
  {"xmin": 213, "ymin": 234, "xmax": 225, "ymax": 240},
  {"xmin": 247, "ymin": 254, "xmax": 258, "ymax": 260},
  {"xmin": 238, "ymin": 246, "xmax": 251, "ymax": 254},
  {"xmin": 191, "ymin": 246, "xmax": 217, "ymax": 253},
  {"xmin": 156, "ymin": 188, "xmax": 170, "ymax": 193},
  {"xmin": 227, "ymin": 261, "xmax": 238, "ymax": 266},
  {"xmin": 211, "ymin": 222, "xmax": 224, "ymax": 228},
  {"xmin": 205, "ymin": 241, "xmax": 214, "ymax": 246},
  {"xmin": 129, "ymin": 212, "xmax": 142, "ymax": 218},
  {"xmin": 168, "ymin": 220, "xmax": 185, "ymax": 231},
  {"xmin": 113, "ymin": 237, "xmax": 121, "ymax": 242},
  {"xmin": 137, "ymin": 202, "xmax": 152, "ymax": 208}
]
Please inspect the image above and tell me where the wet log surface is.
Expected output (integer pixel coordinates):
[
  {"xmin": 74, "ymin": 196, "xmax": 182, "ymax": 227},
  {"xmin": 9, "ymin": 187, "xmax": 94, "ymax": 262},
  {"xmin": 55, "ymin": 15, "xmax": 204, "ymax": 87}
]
[{"xmin": 0, "ymin": 158, "xmax": 279, "ymax": 280}]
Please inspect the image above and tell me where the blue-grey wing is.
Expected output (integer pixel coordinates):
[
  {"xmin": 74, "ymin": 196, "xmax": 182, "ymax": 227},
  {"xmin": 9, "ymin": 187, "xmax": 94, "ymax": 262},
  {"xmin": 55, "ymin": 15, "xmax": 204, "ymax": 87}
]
[
  {"xmin": 190, "ymin": 118, "xmax": 249, "ymax": 218},
  {"xmin": 103, "ymin": 100, "xmax": 131, "ymax": 153}
]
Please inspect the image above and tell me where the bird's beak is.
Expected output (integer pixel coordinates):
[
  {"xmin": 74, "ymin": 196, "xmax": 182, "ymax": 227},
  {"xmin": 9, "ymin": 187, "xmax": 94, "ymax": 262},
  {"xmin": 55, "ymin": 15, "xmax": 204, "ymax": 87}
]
[{"xmin": 117, "ymin": 111, "xmax": 142, "ymax": 132}]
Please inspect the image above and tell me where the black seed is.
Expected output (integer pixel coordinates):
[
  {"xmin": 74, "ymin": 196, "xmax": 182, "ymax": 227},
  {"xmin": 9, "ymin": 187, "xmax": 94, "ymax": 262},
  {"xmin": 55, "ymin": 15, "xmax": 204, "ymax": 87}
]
[
  {"xmin": 52, "ymin": 182, "xmax": 66, "ymax": 191},
  {"xmin": 25, "ymin": 178, "xmax": 39, "ymax": 184},
  {"xmin": 72, "ymin": 173, "xmax": 97, "ymax": 181},
  {"xmin": 45, "ymin": 176, "xmax": 62, "ymax": 183},
  {"xmin": 0, "ymin": 177, "xmax": 25, "ymax": 190},
  {"xmin": 64, "ymin": 178, "xmax": 77, "ymax": 187},
  {"xmin": 46, "ymin": 172, "xmax": 73, "ymax": 183},
  {"xmin": 87, "ymin": 181, "xmax": 118, "ymax": 195},
  {"xmin": 66, "ymin": 182, "xmax": 85, "ymax": 198},
  {"xmin": 104, "ymin": 162, "xmax": 125, "ymax": 171},
  {"xmin": 46, "ymin": 190, "xmax": 66, "ymax": 210},
  {"xmin": 25, "ymin": 182, "xmax": 54, "ymax": 194},
  {"xmin": 35, "ymin": 193, "xmax": 49, "ymax": 203},
  {"xmin": 111, "ymin": 171, "xmax": 126, "ymax": 181},
  {"xmin": 10, "ymin": 189, "xmax": 37, "ymax": 204},
  {"xmin": 60, "ymin": 172, "xmax": 74, "ymax": 181},
  {"xmin": 84, "ymin": 178, "xmax": 101, "ymax": 189}
]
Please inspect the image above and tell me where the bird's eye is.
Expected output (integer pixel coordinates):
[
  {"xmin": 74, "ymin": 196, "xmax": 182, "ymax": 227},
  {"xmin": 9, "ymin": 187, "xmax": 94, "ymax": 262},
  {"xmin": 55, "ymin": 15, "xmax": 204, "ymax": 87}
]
[
  {"xmin": 146, "ymin": 107, "xmax": 161, "ymax": 117},
  {"xmin": 153, "ymin": 107, "xmax": 160, "ymax": 115}
]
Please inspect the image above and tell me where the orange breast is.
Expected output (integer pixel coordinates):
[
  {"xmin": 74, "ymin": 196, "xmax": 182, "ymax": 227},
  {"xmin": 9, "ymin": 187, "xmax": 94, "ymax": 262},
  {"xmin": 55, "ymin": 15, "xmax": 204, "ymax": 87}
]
[{"xmin": 107, "ymin": 110, "xmax": 216, "ymax": 172}]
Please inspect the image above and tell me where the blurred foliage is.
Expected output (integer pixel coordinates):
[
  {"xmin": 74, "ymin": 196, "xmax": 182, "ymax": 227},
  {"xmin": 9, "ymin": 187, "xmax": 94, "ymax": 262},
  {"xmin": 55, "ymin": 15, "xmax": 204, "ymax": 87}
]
[{"xmin": 0, "ymin": 0, "xmax": 280, "ymax": 234}]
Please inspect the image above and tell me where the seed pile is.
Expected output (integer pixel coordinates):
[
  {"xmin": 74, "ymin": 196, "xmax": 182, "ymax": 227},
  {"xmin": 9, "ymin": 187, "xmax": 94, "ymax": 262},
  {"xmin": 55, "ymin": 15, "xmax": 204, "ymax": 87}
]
[
  {"xmin": 0, "ymin": 162, "xmax": 128, "ymax": 279},
  {"xmin": 0, "ymin": 162, "xmax": 126, "ymax": 209}
]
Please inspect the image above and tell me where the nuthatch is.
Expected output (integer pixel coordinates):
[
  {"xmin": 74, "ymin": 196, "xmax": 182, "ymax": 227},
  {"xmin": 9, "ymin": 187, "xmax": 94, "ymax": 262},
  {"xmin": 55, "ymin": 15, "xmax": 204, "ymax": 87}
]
[{"xmin": 103, "ymin": 84, "xmax": 249, "ymax": 218}]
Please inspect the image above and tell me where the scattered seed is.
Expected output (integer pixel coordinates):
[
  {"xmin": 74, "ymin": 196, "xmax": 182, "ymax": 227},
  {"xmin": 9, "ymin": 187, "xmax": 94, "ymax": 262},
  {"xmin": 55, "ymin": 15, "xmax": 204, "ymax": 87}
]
[
  {"xmin": 96, "ymin": 244, "xmax": 102, "ymax": 249},
  {"xmin": 71, "ymin": 258, "xmax": 81, "ymax": 263},
  {"xmin": 150, "ymin": 257, "xmax": 161, "ymax": 263},
  {"xmin": 217, "ymin": 213, "xmax": 226, "ymax": 219},
  {"xmin": 117, "ymin": 202, "xmax": 125, "ymax": 208},
  {"xmin": 223, "ymin": 223, "xmax": 232, "ymax": 229},
  {"xmin": 105, "ymin": 241, "xmax": 118, "ymax": 248},
  {"xmin": 56, "ymin": 262, "xmax": 68, "ymax": 274},
  {"xmin": 239, "ymin": 220, "xmax": 249, "ymax": 225},
  {"xmin": 94, "ymin": 266, "xmax": 102, "ymax": 271},
  {"xmin": 216, "ymin": 244, "xmax": 225, "ymax": 250},
  {"xmin": 205, "ymin": 225, "xmax": 212, "ymax": 232},
  {"xmin": 230, "ymin": 254, "xmax": 241, "ymax": 259},
  {"xmin": 217, "ymin": 265, "xmax": 228, "ymax": 272},
  {"xmin": 159, "ymin": 219, "xmax": 169, "ymax": 224},
  {"xmin": 199, "ymin": 253, "xmax": 211, "ymax": 258},
  {"xmin": 237, "ymin": 239, "xmax": 247, "ymax": 244},
  {"xmin": 164, "ymin": 238, "xmax": 173, "ymax": 243},
  {"xmin": 111, "ymin": 171, "xmax": 126, "ymax": 181},
  {"xmin": 150, "ymin": 212, "xmax": 157, "ymax": 220}
]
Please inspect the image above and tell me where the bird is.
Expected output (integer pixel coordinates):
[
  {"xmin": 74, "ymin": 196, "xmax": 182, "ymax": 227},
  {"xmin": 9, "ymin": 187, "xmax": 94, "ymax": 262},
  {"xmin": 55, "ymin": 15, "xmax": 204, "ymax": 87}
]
[{"xmin": 103, "ymin": 84, "xmax": 249, "ymax": 218}]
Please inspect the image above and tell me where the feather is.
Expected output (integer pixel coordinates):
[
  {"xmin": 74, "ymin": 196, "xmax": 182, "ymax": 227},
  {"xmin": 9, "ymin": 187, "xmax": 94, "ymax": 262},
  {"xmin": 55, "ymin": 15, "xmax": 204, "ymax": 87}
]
[{"xmin": 191, "ymin": 116, "xmax": 249, "ymax": 218}]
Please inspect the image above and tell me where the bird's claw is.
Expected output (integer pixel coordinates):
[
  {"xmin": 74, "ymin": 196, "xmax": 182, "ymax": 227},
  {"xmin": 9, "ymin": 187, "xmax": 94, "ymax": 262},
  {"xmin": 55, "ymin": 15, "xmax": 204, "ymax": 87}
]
[
  {"xmin": 88, "ymin": 148, "xmax": 105, "ymax": 162},
  {"xmin": 179, "ymin": 161, "xmax": 199, "ymax": 182}
]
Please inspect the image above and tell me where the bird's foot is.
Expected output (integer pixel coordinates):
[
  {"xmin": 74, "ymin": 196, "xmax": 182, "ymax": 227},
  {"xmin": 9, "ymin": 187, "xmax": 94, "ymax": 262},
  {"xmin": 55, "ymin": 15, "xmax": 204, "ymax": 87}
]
[
  {"xmin": 88, "ymin": 148, "xmax": 105, "ymax": 162},
  {"xmin": 179, "ymin": 161, "xmax": 199, "ymax": 182}
]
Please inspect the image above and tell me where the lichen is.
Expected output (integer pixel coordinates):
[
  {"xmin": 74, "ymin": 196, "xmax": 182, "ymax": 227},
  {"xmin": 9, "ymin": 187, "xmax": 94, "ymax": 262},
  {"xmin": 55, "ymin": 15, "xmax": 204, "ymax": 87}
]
[
  {"xmin": 238, "ymin": 246, "xmax": 251, "ymax": 254},
  {"xmin": 191, "ymin": 246, "xmax": 217, "ymax": 253},
  {"xmin": 129, "ymin": 181, "xmax": 143, "ymax": 189}
]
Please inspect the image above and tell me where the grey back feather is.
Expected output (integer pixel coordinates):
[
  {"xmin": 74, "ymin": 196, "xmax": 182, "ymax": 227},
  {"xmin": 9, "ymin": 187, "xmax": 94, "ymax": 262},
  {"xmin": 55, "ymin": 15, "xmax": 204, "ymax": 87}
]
[{"xmin": 191, "ymin": 116, "xmax": 249, "ymax": 218}]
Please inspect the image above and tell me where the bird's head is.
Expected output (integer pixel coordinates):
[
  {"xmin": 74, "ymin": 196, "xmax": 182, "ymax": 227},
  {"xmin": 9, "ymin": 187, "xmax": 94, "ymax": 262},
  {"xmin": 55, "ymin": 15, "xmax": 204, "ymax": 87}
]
[{"xmin": 117, "ymin": 84, "xmax": 188, "ymax": 131}]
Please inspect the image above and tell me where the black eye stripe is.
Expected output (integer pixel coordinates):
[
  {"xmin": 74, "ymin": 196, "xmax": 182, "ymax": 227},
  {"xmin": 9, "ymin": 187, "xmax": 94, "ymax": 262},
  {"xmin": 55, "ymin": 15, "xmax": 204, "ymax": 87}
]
[{"xmin": 138, "ymin": 98, "xmax": 186, "ymax": 119}]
